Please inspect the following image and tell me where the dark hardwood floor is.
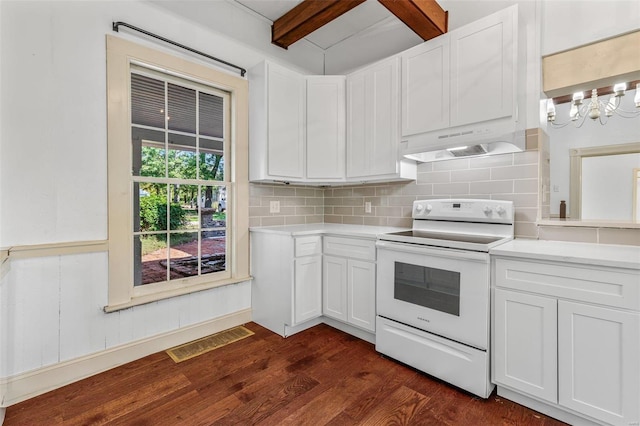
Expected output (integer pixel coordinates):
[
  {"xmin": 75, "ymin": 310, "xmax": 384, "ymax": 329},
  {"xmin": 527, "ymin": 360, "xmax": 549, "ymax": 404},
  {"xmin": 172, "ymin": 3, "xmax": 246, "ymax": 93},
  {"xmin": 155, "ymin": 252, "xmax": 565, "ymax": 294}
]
[{"xmin": 4, "ymin": 323, "xmax": 566, "ymax": 425}]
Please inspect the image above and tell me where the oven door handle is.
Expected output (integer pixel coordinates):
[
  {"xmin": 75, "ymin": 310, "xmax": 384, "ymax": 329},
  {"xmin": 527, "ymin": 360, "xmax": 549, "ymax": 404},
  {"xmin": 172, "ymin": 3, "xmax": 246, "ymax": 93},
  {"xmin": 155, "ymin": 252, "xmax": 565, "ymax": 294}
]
[{"xmin": 375, "ymin": 240, "xmax": 489, "ymax": 262}]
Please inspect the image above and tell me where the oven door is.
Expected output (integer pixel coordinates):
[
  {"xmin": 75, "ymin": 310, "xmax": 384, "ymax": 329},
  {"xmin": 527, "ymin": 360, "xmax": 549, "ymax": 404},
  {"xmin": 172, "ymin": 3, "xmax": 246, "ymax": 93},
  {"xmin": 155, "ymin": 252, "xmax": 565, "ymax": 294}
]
[{"xmin": 376, "ymin": 240, "xmax": 490, "ymax": 350}]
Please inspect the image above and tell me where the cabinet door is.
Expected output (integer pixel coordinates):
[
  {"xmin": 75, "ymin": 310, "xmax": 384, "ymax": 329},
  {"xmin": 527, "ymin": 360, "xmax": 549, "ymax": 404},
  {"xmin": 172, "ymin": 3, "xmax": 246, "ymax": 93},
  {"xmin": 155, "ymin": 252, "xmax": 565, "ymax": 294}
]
[
  {"xmin": 346, "ymin": 70, "xmax": 368, "ymax": 178},
  {"xmin": 493, "ymin": 289, "xmax": 558, "ymax": 403},
  {"xmin": 401, "ymin": 35, "xmax": 450, "ymax": 136},
  {"xmin": 346, "ymin": 57, "xmax": 400, "ymax": 178},
  {"xmin": 267, "ymin": 62, "xmax": 305, "ymax": 178},
  {"xmin": 348, "ymin": 259, "xmax": 376, "ymax": 332},
  {"xmin": 323, "ymin": 255, "xmax": 348, "ymax": 322},
  {"xmin": 293, "ymin": 255, "xmax": 322, "ymax": 324},
  {"xmin": 449, "ymin": 6, "xmax": 515, "ymax": 127},
  {"xmin": 368, "ymin": 57, "xmax": 400, "ymax": 177},
  {"xmin": 558, "ymin": 301, "xmax": 640, "ymax": 425},
  {"xmin": 306, "ymin": 76, "xmax": 345, "ymax": 180}
]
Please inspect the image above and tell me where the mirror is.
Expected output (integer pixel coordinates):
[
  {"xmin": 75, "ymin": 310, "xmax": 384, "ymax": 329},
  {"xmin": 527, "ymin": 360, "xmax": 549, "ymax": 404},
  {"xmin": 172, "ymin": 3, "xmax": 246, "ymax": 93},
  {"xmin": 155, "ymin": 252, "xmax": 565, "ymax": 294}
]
[
  {"xmin": 569, "ymin": 143, "xmax": 640, "ymax": 220},
  {"xmin": 547, "ymin": 86, "xmax": 640, "ymax": 223}
]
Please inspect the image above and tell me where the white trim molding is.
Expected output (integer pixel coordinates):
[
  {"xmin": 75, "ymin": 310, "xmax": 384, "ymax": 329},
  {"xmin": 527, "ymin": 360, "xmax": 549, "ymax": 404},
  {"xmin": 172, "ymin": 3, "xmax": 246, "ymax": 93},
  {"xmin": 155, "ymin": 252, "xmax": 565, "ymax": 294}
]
[{"xmin": 0, "ymin": 308, "xmax": 251, "ymax": 408}]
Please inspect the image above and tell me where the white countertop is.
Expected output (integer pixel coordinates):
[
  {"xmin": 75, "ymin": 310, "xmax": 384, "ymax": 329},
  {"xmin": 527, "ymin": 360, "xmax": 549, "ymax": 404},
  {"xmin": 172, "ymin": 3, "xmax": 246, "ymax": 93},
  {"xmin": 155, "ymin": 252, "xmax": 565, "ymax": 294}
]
[
  {"xmin": 250, "ymin": 223, "xmax": 409, "ymax": 239},
  {"xmin": 491, "ymin": 239, "xmax": 640, "ymax": 270}
]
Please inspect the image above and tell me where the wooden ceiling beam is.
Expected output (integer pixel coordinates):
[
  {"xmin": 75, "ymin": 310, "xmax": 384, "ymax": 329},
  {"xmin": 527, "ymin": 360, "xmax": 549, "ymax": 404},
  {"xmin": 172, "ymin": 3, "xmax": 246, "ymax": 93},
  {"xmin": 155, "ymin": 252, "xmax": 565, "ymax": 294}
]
[
  {"xmin": 378, "ymin": 0, "xmax": 448, "ymax": 41},
  {"xmin": 272, "ymin": 0, "xmax": 366, "ymax": 49}
]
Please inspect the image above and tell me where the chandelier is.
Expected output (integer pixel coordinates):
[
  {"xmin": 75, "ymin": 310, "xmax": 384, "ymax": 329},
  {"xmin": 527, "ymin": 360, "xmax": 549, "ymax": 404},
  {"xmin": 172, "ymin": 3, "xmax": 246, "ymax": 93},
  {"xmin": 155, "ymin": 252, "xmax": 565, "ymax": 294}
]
[{"xmin": 547, "ymin": 82, "xmax": 640, "ymax": 128}]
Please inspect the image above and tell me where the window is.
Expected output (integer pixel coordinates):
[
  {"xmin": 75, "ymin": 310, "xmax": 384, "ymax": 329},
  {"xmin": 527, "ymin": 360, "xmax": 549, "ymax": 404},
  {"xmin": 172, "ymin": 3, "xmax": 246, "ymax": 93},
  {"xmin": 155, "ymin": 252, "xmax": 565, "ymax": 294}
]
[{"xmin": 106, "ymin": 36, "xmax": 249, "ymax": 310}]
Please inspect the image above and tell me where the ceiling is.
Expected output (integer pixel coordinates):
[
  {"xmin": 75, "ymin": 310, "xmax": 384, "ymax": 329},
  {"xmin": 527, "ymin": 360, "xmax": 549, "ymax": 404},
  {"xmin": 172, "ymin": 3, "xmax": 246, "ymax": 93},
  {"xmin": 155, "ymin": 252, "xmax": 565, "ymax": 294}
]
[
  {"xmin": 147, "ymin": 0, "xmax": 528, "ymax": 75},
  {"xmin": 234, "ymin": 0, "xmax": 403, "ymax": 50}
]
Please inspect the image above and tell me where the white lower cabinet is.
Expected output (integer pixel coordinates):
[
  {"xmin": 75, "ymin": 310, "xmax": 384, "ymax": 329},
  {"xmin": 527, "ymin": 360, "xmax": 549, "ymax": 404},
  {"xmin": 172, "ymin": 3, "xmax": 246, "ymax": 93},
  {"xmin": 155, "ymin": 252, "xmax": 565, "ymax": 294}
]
[
  {"xmin": 252, "ymin": 231, "xmax": 377, "ymax": 339},
  {"xmin": 323, "ymin": 255, "xmax": 376, "ymax": 332},
  {"xmin": 493, "ymin": 289, "xmax": 557, "ymax": 404},
  {"xmin": 294, "ymin": 255, "xmax": 322, "ymax": 324},
  {"xmin": 492, "ymin": 256, "xmax": 640, "ymax": 426},
  {"xmin": 251, "ymin": 232, "xmax": 322, "ymax": 337},
  {"xmin": 323, "ymin": 256, "xmax": 348, "ymax": 322},
  {"xmin": 558, "ymin": 301, "xmax": 640, "ymax": 426},
  {"xmin": 323, "ymin": 236, "xmax": 377, "ymax": 333}
]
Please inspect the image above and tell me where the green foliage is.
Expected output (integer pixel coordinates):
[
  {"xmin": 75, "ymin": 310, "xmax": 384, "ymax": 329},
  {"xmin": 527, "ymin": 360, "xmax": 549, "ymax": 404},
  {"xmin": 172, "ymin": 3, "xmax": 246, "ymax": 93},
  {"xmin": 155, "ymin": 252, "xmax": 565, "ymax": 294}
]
[{"xmin": 139, "ymin": 195, "xmax": 186, "ymax": 231}]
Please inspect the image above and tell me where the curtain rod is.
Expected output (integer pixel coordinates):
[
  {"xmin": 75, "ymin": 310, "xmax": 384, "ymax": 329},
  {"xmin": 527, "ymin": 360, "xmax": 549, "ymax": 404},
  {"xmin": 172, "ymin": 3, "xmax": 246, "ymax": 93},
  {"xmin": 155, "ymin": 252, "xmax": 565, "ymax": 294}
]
[{"xmin": 112, "ymin": 21, "xmax": 247, "ymax": 77}]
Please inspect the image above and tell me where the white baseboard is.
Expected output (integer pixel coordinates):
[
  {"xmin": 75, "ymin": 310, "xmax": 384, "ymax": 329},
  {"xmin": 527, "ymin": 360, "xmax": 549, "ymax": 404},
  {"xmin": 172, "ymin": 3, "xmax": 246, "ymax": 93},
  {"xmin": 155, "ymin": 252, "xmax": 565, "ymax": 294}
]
[{"xmin": 0, "ymin": 308, "xmax": 251, "ymax": 408}]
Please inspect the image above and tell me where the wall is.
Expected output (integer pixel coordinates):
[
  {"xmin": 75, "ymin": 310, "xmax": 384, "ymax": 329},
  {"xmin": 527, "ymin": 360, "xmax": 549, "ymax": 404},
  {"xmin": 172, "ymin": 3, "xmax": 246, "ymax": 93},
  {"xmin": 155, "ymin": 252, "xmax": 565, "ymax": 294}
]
[
  {"xmin": 541, "ymin": 0, "xmax": 640, "ymax": 55},
  {"xmin": 0, "ymin": 0, "xmax": 315, "ymax": 406}
]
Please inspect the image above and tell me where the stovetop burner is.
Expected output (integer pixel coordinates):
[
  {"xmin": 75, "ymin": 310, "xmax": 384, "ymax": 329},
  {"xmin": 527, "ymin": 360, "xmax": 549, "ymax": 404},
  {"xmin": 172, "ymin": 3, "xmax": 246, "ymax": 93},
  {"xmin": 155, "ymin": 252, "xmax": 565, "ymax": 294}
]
[
  {"xmin": 378, "ymin": 199, "xmax": 515, "ymax": 252},
  {"xmin": 384, "ymin": 230, "xmax": 505, "ymax": 245}
]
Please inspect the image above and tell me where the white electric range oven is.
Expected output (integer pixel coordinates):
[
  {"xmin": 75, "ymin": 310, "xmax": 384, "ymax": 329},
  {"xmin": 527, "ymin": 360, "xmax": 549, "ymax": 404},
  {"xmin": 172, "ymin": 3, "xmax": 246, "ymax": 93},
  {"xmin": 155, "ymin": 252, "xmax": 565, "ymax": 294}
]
[{"xmin": 376, "ymin": 199, "xmax": 514, "ymax": 398}]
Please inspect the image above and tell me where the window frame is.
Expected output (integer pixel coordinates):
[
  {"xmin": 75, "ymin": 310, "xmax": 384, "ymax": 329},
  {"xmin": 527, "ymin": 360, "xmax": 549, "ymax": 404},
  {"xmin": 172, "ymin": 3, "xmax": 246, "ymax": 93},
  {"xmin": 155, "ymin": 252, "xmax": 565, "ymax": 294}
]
[{"xmin": 105, "ymin": 35, "xmax": 249, "ymax": 311}]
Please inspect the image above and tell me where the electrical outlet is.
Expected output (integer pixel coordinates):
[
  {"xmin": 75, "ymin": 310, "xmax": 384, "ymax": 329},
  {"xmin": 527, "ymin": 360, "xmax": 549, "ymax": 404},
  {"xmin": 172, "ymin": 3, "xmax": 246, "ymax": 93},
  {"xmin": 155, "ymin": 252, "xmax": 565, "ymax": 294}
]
[
  {"xmin": 365, "ymin": 201, "xmax": 372, "ymax": 213},
  {"xmin": 270, "ymin": 200, "xmax": 280, "ymax": 213}
]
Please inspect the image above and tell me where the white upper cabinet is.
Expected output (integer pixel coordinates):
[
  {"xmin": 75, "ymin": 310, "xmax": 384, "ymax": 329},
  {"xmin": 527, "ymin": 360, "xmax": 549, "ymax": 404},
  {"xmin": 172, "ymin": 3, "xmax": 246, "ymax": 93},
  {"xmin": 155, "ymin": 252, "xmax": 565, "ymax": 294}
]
[
  {"xmin": 249, "ymin": 61, "xmax": 305, "ymax": 181},
  {"xmin": 306, "ymin": 76, "xmax": 346, "ymax": 181},
  {"xmin": 249, "ymin": 62, "xmax": 349, "ymax": 184},
  {"xmin": 449, "ymin": 6, "xmax": 516, "ymax": 127},
  {"xmin": 400, "ymin": 5, "xmax": 518, "ymax": 139},
  {"xmin": 402, "ymin": 35, "xmax": 450, "ymax": 136},
  {"xmin": 346, "ymin": 56, "xmax": 415, "ymax": 181}
]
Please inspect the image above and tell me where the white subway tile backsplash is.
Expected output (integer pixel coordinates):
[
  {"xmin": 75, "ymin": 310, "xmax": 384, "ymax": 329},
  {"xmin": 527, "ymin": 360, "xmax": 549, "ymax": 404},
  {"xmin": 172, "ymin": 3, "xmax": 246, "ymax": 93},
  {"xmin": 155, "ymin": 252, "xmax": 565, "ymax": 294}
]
[
  {"xmin": 334, "ymin": 206, "xmax": 354, "ymax": 215},
  {"xmin": 491, "ymin": 164, "xmax": 538, "ymax": 180},
  {"xmin": 433, "ymin": 158, "xmax": 470, "ymax": 171},
  {"xmin": 433, "ymin": 182, "xmax": 470, "ymax": 195},
  {"xmin": 416, "ymin": 171, "xmax": 450, "ymax": 184},
  {"xmin": 514, "ymin": 179, "xmax": 538, "ymax": 193},
  {"xmin": 513, "ymin": 150, "xmax": 540, "ymax": 165},
  {"xmin": 285, "ymin": 216, "xmax": 306, "ymax": 225},
  {"xmin": 261, "ymin": 216, "xmax": 286, "ymax": 227},
  {"xmin": 538, "ymin": 226, "xmax": 598, "ymax": 243},
  {"xmin": 451, "ymin": 168, "xmax": 490, "ymax": 182},
  {"xmin": 598, "ymin": 228, "xmax": 640, "ymax": 246},
  {"xmin": 469, "ymin": 180, "xmax": 514, "ymax": 195},
  {"xmin": 401, "ymin": 183, "xmax": 434, "ymax": 196},
  {"xmin": 470, "ymin": 154, "xmax": 513, "ymax": 168},
  {"xmin": 274, "ymin": 187, "xmax": 296, "ymax": 196}
]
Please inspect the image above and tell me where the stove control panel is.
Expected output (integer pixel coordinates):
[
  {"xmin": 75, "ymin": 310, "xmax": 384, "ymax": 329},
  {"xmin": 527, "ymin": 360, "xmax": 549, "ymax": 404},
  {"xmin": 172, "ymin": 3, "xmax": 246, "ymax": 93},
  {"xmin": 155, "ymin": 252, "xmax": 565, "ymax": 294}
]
[{"xmin": 412, "ymin": 199, "xmax": 513, "ymax": 224}]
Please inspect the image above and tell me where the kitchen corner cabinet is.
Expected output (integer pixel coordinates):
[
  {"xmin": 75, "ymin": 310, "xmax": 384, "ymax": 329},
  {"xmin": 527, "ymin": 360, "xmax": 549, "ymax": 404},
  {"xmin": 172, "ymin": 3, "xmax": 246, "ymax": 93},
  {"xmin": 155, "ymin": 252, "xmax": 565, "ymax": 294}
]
[
  {"xmin": 401, "ymin": 5, "xmax": 517, "ymax": 137},
  {"xmin": 249, "ymin": 61, "xmax": 305, "ymax": 181},
  {"xmin": 323, "ymin": 236, "xmax": 376, "ymax": 332},
  {"xmin": 347, "ymin": 57, "xmax": 415, "ymax": 182},
  {"xmin": 251, "ymin": 232, "xmax": 322, "ymax": 337},
  {"xmin": 306, "ymin": 76, "xmax": 346, "ymax": 181},
  {"xmin": 492, "ymin": 256, "xmax": 640, "ymax": 426}
]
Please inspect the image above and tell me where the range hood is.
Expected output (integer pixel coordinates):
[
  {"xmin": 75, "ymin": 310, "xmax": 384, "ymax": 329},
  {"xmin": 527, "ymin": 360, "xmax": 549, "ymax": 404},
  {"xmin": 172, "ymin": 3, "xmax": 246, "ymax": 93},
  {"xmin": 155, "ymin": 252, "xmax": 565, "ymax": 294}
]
[{"xmin": 401, "ymin": 125, "xmax": 526, "ymax": 163}]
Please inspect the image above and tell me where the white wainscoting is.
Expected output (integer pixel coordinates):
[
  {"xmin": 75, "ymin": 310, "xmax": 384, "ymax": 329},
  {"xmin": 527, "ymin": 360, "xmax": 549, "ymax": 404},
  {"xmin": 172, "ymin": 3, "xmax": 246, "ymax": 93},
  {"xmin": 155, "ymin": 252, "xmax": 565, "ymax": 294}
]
[{"xmin": 0, "ymin": 245, "xmax": 252, "ymax": 408}]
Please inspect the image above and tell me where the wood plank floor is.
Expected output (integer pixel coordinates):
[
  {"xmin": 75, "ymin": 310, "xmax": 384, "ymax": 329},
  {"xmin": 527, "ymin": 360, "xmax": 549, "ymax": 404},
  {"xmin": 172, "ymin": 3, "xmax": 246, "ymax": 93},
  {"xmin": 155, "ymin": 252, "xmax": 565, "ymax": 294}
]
[{"xmin": 4, "ymin": 323, "xmax": 567, "ymax": 425}]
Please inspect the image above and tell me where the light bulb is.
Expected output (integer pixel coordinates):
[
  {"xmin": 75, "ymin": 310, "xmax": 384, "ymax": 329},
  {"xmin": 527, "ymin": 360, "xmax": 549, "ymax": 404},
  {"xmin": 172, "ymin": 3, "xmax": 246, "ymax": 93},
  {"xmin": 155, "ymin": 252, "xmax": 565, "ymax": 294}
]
[
  {"xmin": 572, "ymin": 92, "xmax": 584, "ymax": 105},
  {"xmin": 613, "ymin": 83, "xmax": 626, "ymax": 97},
  {"xmin": 546, "ymin": 99, "xmax": 556, "ymax": 121}
]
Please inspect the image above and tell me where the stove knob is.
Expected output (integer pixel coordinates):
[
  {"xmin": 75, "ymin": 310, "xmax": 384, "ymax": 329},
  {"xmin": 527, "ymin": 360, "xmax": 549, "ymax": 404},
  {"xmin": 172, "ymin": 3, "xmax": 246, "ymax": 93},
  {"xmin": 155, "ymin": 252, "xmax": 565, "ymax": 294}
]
[
  {"xmin": 483, "ymin": 206, "xmax": 493, "ymax": 216},
  {"xmin": 496, "ymin": 206, "xmax": 506, "ymax": 216},
  {"xmin": 415, "ymin": 204, "xmax": 425, "ymax": 213},
  {"xmin": 425, "ymin": 204, "xmax": 433, "ymax": 213}
]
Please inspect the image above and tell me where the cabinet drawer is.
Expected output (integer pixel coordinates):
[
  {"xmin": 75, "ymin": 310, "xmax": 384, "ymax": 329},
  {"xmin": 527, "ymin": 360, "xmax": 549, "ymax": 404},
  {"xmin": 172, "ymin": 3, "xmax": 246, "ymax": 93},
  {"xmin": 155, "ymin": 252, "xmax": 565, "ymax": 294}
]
[
  {"xmin": 294, "ymin": 236, "xmax": 322, "ymax": 257},
  {"xmin": 494, "ymin": 258, "xmax": 640, "ymax": 310},
  {"xmin": 323, "ymin": 236, "xmax": 376, "ymax": 261}
]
